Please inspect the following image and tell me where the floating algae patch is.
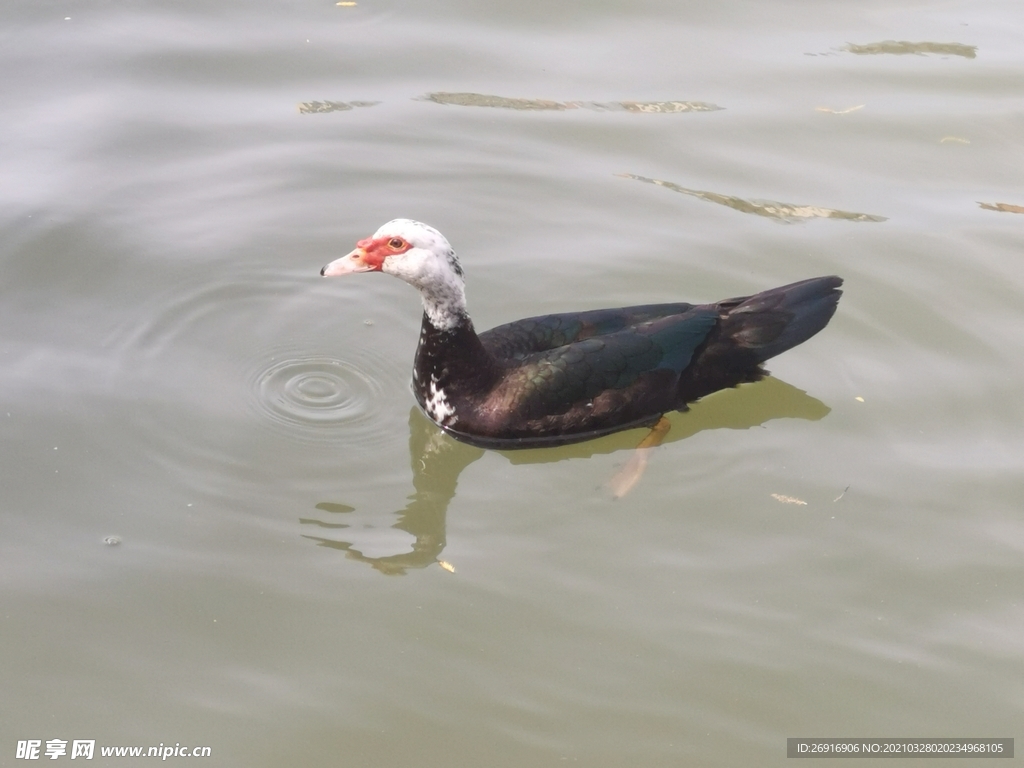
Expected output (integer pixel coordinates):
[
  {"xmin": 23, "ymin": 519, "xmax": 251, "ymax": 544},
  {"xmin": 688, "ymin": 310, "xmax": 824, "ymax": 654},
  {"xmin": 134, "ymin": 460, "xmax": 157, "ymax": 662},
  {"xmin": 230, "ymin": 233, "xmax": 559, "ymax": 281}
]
[
  {"xmin": 423, "ymin": 92, "xmax": 723, "ymax": 112},
  {"xmin": 614, "ymin": 100, "xmax": 722, "ymax": 113},
  {"xmin": 298, "ymin": 100, "xmax": 380, "ymax": 114},
  {"xmin": 424, "ymin": 93, "xmax": 567, "ymax": 110},
  {"xmin": 843, "ymin": 40, "xmax": 977, "ymax": 58},
  {"xmin": 619, "ymin": 174, "xmax": 887, "ymax": 223}
]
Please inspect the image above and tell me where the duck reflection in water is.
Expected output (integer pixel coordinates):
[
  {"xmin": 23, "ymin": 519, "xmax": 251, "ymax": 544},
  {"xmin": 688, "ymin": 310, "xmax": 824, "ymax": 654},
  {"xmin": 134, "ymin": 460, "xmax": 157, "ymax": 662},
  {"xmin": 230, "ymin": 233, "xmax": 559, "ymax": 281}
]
[{"xmin": 303, "ymin": 376, "xmax": 830, "ymax": 575}]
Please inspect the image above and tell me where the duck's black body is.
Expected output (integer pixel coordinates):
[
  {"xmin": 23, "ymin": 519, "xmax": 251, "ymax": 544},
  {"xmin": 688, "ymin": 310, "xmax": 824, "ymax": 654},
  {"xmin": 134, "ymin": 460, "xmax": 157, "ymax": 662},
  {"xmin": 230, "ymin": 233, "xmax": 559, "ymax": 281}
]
[
  {"xmin": 411, "ymin": 276, "xmax": 843, "ymax": 449},
  {"xmin": 320, "ymin": 219, "xmax": 842, "ymax": 450}
]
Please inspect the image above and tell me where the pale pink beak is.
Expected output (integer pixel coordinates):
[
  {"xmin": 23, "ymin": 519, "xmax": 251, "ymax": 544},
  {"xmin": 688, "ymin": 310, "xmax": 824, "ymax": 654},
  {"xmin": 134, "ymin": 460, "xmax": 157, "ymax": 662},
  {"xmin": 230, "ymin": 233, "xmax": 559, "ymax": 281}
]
[{"xmin": 320, "ymin": 247, "xmax": 375, "ymax": 276}]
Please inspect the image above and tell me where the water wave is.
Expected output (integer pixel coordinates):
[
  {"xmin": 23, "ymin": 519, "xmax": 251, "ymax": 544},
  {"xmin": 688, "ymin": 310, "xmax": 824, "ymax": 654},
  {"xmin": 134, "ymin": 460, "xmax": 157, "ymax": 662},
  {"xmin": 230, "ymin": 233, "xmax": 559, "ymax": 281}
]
[{"xmin": 247, "ymin": 348, "xmax": 403, "ymax": 446}]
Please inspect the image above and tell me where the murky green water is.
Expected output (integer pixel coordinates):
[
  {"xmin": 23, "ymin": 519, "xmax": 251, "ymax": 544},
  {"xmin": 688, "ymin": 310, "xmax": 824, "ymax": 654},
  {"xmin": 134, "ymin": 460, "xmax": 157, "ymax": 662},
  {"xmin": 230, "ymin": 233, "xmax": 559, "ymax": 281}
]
[{"xmin": 3, "ymin": 0, "xmax": 1022, "ymax": 765}]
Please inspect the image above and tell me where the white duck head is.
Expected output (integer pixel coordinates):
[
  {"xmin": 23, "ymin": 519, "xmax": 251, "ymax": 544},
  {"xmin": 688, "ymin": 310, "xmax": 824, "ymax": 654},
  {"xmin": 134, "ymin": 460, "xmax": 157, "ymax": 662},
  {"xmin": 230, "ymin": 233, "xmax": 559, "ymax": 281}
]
[{"xmin": 321, "ymin": 219, "xmax": 467, "ymax": 330}]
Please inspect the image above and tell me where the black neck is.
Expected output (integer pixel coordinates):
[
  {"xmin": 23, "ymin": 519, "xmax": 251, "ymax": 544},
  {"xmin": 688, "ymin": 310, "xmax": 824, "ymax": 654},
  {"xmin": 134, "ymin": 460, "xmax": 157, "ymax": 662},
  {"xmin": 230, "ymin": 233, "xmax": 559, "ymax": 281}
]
[{"xmin": 413, "ymin": 312, "xmax": 501, "ymax": 397}]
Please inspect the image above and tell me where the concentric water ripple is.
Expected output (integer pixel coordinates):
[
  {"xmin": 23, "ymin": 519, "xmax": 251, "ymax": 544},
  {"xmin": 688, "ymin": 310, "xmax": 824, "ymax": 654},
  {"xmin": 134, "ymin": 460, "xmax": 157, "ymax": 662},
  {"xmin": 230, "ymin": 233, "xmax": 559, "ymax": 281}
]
[{"xmin": 248, "ymin": 349, "xmax": 405, "ymax": 445}]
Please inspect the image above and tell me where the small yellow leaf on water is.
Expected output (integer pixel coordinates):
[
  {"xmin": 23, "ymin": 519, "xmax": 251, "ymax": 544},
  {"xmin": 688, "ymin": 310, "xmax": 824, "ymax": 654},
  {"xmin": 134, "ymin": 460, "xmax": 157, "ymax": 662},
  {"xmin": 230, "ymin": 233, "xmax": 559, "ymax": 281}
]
[
  {"xmin": 940, "ymin": 136, "xmax": 970, "ymax": 144},
  {"xmin": 771, "ymin": 494, "xmax": 808, "ymax": 506},
  {"xmin": 855, "ymin": 396, "xmax": 865, "ymax": 402},
  {"xmin": 979, "ymin": 201, "xmax": 1024, "ymax": 214},
  {"xmin": 815, "ymin": 105, "xmax": 864, "ymax": 114},
  {"xmin": 336, "ymin": 1, "xmax": 357, "ymax": 5},
  {"xmin": 438, "ymin": 560, "xmax": 456, "ymax": 573}
]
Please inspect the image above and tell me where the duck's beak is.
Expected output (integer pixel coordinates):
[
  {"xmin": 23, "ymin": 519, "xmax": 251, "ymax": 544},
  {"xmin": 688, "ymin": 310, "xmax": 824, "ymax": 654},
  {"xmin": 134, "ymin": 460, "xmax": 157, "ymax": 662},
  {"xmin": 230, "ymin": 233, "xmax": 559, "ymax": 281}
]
[{"xmin": 320, "ymin": 247, "xmax": 375, "ymax": 276}]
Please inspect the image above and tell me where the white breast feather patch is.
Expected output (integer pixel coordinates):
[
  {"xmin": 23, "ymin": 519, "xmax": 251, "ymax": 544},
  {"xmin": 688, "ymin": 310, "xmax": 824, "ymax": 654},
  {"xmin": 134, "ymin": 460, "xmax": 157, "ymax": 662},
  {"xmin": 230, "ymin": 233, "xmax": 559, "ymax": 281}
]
[{"xmin": 425, "ymin": 378, "xmax": 457, "ymax": 425}]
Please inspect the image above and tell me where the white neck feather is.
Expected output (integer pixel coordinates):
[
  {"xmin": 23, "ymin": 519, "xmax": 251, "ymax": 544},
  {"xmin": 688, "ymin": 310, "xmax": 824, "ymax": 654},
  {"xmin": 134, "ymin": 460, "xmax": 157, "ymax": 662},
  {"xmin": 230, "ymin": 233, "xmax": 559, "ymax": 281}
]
[
  {"xmin": 382, "ymin": 247, "xmax": 468, "ymax": 331},
  {"xmin": 418, "ymin": 274, "xmax": 467, "ymax": 331}
]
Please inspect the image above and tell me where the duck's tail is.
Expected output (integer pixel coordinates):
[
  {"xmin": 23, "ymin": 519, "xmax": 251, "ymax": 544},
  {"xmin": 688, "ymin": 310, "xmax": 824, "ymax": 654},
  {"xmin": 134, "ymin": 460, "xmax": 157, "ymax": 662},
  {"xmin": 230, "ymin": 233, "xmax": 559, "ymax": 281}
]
[
  {"xmin": 674, "ymin": 276, "xmax": 842, "ymax": 407},
  {"xmin": 721, "ymin": 275, "xmax": 844, "ymax": 364}
]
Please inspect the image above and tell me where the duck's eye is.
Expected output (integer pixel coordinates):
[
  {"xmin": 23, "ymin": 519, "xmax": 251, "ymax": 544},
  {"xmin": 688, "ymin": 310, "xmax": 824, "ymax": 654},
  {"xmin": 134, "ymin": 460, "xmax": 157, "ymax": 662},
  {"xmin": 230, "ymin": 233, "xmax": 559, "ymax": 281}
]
[{"xmin": 387, "ymin": 238, "xmax": 405, "ymax": 249}]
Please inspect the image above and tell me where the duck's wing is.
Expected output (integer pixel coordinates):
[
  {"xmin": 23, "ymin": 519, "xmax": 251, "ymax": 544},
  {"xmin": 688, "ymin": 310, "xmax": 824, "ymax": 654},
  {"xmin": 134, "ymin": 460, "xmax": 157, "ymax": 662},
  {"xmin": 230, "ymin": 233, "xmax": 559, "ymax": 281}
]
[
  {"xmin": 492, "ymin": 308, "xmax": 719, "ymax": 421},
  {"xmin": 478, "ymin": 303, "xmax": 696, "ymax": 361}
]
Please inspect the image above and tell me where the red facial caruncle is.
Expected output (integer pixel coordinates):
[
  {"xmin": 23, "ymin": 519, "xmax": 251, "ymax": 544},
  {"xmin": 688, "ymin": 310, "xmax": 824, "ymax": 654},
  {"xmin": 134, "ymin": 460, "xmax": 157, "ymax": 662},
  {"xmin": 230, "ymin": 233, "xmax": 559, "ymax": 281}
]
[
  {"xmin": 320, "ymin": 234, "xmax": 412, "ymax": 276},
  {"xmin": 357, "ymin": 235, "xmax": 412, "ymax": 270}
]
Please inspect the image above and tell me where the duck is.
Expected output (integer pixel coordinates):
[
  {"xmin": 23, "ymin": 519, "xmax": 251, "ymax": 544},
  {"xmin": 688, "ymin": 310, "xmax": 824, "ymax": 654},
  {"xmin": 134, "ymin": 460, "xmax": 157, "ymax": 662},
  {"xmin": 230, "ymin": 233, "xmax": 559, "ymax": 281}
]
[{"xmin": 321, "ymin": 219, "xmax": 842, "ymax": 451}]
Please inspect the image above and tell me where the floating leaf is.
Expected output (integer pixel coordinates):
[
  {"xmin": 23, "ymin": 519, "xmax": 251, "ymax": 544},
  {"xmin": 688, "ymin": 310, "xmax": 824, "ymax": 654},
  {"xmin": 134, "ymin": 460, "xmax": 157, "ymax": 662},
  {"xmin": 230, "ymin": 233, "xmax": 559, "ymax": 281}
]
[
  {"xmin": 771, "ymin": 494, "xmax": 808, "ymax": 506},
  {"xmin": 979, "ymin": 202, "xmax": 1024, "ymax": 214},
  {"xmin": 298, "ymin": 100, "xmax": 379, "ymax": 114},
  {"xmin": 618, "ymin": 173, "xmax": 887, "ymax": 223},
  {"xmin": 815, "ymin": 105, "xmax": 864, "ymax": 114},
  {"xmin": 438, "ymin": 560, "xmax": 456, "ymax": 573},
  {"xmin": 423, "ymin": 92, "xmax": 723, "ymax": 112},
  {"xmin": 843, "ymin": 41, "xmax": 976, "ymax": 58}
]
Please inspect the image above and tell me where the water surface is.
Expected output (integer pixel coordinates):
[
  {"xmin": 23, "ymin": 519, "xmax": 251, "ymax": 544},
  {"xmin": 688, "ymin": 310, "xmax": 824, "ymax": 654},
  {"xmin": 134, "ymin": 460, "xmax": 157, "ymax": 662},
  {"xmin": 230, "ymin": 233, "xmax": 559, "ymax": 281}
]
[{"xmin": 2, "ymin": 0, "xmax": 1023, "ymax": 765}]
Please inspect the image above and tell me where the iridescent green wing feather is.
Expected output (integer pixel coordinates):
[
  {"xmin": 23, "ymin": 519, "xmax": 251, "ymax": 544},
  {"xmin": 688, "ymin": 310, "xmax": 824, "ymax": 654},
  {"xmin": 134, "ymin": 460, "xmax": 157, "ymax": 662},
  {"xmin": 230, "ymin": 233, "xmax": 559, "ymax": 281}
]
[
  {"xmin": 499, "ymin": 309, "xmax": 718, "ymax": 418},
  {"xmin": 479, "ymin": 303, "xmax": 697, "ymax": 360}
]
